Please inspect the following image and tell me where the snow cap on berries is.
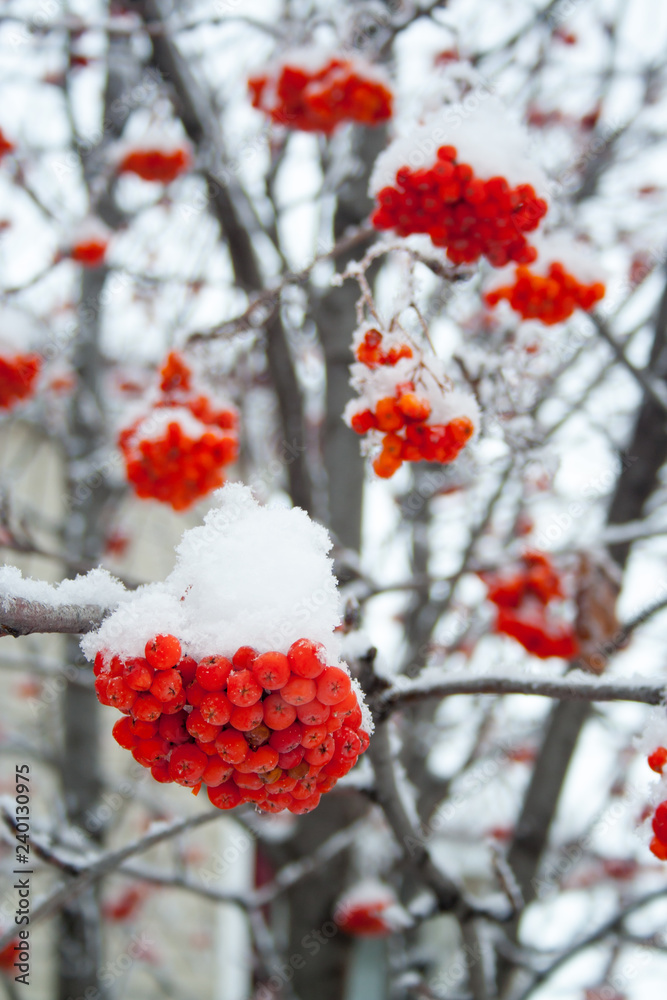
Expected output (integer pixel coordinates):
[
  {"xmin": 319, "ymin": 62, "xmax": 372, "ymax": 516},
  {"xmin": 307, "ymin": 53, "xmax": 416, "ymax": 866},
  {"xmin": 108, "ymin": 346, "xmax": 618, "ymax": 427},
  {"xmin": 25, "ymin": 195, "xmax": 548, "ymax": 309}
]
[
  {"xmin": 81, "ymin": 484, "xmax": 343, "ymax": 663},
  {"xmin": 369, "ymin": 97, "xmax": 548, "ymax": 199}
]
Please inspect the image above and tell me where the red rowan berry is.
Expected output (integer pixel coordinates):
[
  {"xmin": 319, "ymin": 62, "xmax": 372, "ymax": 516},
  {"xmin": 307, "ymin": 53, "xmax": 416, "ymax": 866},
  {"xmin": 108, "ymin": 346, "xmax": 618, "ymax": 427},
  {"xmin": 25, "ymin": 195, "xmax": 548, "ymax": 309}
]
[
  {"xmin": 287, "ymin": 638, "xmax": 327, "ymax": 678},
  {"xmin": 169, "ymin": 744, "xmax": 207, "ymax": 786},
  {"xmin": 177, "ymin": 655, "xmax": 198, "ymax": 685},
  {"xmin": 158, "ymin": 711, "xmax": 190, "ymax": 744},
  {"xmin": 132, "ymin": 736, "xmax": 170, "ymax": 767},
  {"xmin": 268, "ymin": 722, "xmax": 303, "ymax": 753},
  {"xmin": 252, "ymin": 651, "xmax": 290, "ymax": 689},
  {"xmin": 200, "ymin": 691, "xmax": 232, "ymax": 726},
  {"xmin": 107, "ymin": 676, "xmax": 137, "ymax": 712},
  {"xmin": 233, "ymin": 770, "xmax": 264, "ymax": 790},
  {"xmin": 317, "ymin": 667, "xmax": 352, "ymax": 705},
  {"xmin": 186, "ymin": 681, "xmax": 206, "ymax": 707},
  {"xmin": 262, "ymin": 692, "xmax": 298, "ymax": 730},
  {"xmin": 648, "ymin": 748, "xmax": 667, "ymax": 774},
  {"xmin": 650, "ymin": 836, "xmax": 667, "ymax": 861},
  {"xmin": 296, "ymin": 699, "xmax": 331, "ymax": 726},
  {"xmin": 257, "ymin": 794, "xmax": 292, "ymax": 812},
  {"xmin": 652, "ymin": 801, "xmax": 667, "ymax": 843},
  {"xmin": 280, "ymin": 675, "xmax": 316, "ymax": 706},
  {"xmin": 334, "ymin": 727, "xmax": 362, "ymax": 759},
  {"xmin": 202, "ymin": 756, "xmax": 234, "ymax": 787},
  {"xmin": 208, "ymin": 780, "xmax": 242, "ymax": 810},
  {"xmin": 130, "ymin": 692, "xmax": 162, "ymax": 722},
  {"xmin": 150, "ymin": 668, "xmax": 183, "ymax": 702},
  {"xmin": 124, "ymin": 658, "xmax": 154, "ymax": 691},
  {"xmin": 150, "ymin": 760, "xmax": 172, "ymax": 783},
  {"xmin": 227, "ymin": 668, "xmax": 263, "ymax": 707},
  {"xmin": 230, "ymin": 702, "xmax": 265, "ymax": 731},
  {"xmin": 288, "ymin": 792, "xmax": 321, "ymax": 814},
  {"xmin": 112, "ymin": 716, "xmax": 139, "ymax": 750},
  {"xmin": 145, "ymin": 634, "xmax": 181, "ymax": 670},
  {"xmin": 301, "ymin": 725, "xmax": 328, "ymax": 749},
  {"xmin": 232, "ymin": 645, "xmax": 258, "ymax": 671},
  {"xmin": 278, "ymin": 746, "xmax": 305, "ymax": 769},
  {"xmin": 304, "ymin": 734, "xmax": 335, "ymax": 766},
  {"xmin": 215, "ymin": 729, "xmax": 249, "ymax": 764},
  {"xmin": 186, "ymin": 709, "xmax": 220, "ymax": 743},
  {"xmin": 196, "ymin": 655, "xmax": 232, "ymax": 691},
  {"xmin": 159, "ymin": 689, "xmax": 187, "ymax": 715}
]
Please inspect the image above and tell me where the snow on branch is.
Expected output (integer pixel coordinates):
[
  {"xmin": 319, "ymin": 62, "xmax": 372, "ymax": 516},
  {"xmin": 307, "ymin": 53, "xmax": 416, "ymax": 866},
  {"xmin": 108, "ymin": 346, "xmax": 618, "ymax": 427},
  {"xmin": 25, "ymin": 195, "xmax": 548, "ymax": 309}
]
[
  {"xmin": 375, "ymin": 670, "xmax": 667, "ymax": 717},
  {"xmin": 0, "ymin": 566, "xmax": 126, "ymax": 637}
]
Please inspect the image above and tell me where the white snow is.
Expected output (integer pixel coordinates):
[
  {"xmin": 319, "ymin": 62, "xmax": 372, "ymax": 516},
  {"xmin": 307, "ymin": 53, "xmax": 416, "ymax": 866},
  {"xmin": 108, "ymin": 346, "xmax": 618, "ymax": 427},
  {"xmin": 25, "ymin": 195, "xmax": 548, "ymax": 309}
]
[
  {"xmin": 369, "ymin": 98, "xmax": 549, "ymax": 198},
  {"xmin": 81, "ymin": 484, "xmax": 347, "ymax": 665},
  {"xmin": 0, "ymin": 565, "xmax": 128, "ymax": 608}
]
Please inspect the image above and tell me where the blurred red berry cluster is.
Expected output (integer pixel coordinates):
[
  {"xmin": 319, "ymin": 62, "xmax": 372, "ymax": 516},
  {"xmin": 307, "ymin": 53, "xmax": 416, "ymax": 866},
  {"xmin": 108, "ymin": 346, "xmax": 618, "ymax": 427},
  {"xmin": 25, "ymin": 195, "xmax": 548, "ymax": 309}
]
[
  {"xmin": 249, "ymin": 56, "xmax": 393, "ymax": 133},
  {"xmin": 372, "ymin": 146, "xmax": 548, "ymax": 266},
  {"xmin": 70, "ymin": 238, "xmax": 108, "ymax": 268},
  {"xmin": 485, "ymin": 262, "xmax": 605, "ymax": 324},
  {"xmin": 118, "ymin": 351, "xmax": 238, "ymax": 511},
  {"xmin": 0, "ymin": 128, "xmax": 14, "ymax": 160},
  {"xmin": 96, "ymin": 634, "xmax": 370, "ymax": 815},
  {"xmin": 0, "ymin": 353, "xmax": 41, "ymax": 411},
  {"xmin": 482, "ymin": 551, "xmax": 579, "ymax": 659},
  {"xmin": 118, "ymin": 146, "xmax": 191, "ymax": 184},
  {"xmin": 647, "ymin": 747, "xmax": 667, "ymax": 860}
]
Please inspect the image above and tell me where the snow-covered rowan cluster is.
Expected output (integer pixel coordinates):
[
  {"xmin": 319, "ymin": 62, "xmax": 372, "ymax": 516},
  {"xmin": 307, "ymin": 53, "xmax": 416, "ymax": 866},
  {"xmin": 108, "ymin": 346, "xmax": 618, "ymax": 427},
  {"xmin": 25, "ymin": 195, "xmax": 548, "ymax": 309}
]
[
  {"xmin": 118, "ymin": 352, "xmax": 238, "ymax": 511},
  {"xmin": 83, "ymin": 485, "xmax": 373, "ymax": 817},
  {"xmin": 344, "ymin": 324, "xmax": 479, "ymax": 478},
  {"xmin": 249, "ymin": 50, "xmax": 393, "ymax": 133}
]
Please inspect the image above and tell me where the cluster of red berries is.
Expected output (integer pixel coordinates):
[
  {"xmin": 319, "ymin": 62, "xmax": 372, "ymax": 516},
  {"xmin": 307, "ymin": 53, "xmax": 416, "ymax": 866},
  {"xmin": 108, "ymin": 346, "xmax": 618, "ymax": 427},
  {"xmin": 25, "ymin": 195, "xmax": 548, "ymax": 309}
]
[
  {"xmin": 335, "ymin": 899, "xmax": 394, "ymax": 937},
  {"xmin": 372, "ymin": 146, "xmax": 548, "ymax": 266},
  {"xmin": 95, "ymin": 633, "xmax": 370, "ymax": 815},
  {"xmin": 0, "ymin": 128, "xmax": 14, "ymax": 161},
  {"xmin": 0, "ymin": 353, "xmax": 41, "ymax": 411},
  {"xmin": 118, "ymin": 146, "xmax": 191, "ymax": 184},
  {"xmin": 485, "ymin": 262, "xmax": 605, "ymax": 324},
  {"xmin": 349, "ymin": 330, "xmax": 474, "ymax": 478},
  {"xmin": 482, "ymin": 551, "xmax": 579, "ymax": 659},
  {"xmin": 70, "ymin": 238, "xmax": 108, "ymax": 268},
  {"xmin": 249, "ymin": 57, "xmax": 393, "ymax": 133},
  {"xmin": 118, "ymin": 352, "xmax": 238, "ymax": 511},
  {"xmin": 647, "ymin": 747, "xmax": 667, "ymax": 861}
]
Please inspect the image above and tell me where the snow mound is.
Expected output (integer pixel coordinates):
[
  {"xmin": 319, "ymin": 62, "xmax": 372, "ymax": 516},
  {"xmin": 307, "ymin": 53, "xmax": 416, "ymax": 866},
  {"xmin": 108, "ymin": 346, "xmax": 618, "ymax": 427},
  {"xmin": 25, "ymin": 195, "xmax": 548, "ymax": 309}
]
[
  {"xmin": 370, "ymin": 98, "xmax": 548, "ymax": 198},
  {"xmin": 81, "ymin": 484, "xmax": 344, "ymax": 664}
]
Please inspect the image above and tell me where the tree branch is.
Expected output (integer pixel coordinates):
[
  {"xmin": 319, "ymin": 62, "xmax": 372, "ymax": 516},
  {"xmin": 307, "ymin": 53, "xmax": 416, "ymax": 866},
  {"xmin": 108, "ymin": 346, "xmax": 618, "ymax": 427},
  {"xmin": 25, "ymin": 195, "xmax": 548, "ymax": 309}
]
[{"xmin": 376, "ymin": 671, "xmax": 667, "ymax": 718}]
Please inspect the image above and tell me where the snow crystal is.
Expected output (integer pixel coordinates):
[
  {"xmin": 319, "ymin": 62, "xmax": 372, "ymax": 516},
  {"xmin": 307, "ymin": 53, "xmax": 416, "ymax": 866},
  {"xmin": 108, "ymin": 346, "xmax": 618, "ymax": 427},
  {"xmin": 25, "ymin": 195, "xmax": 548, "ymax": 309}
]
[
  {"xmin": 369, "ymin": 98, "xmax": 548, "ymax": 198},
  {"xmin": 0, "ymin": 565, "xmax": 128, "ymax": 608}
]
